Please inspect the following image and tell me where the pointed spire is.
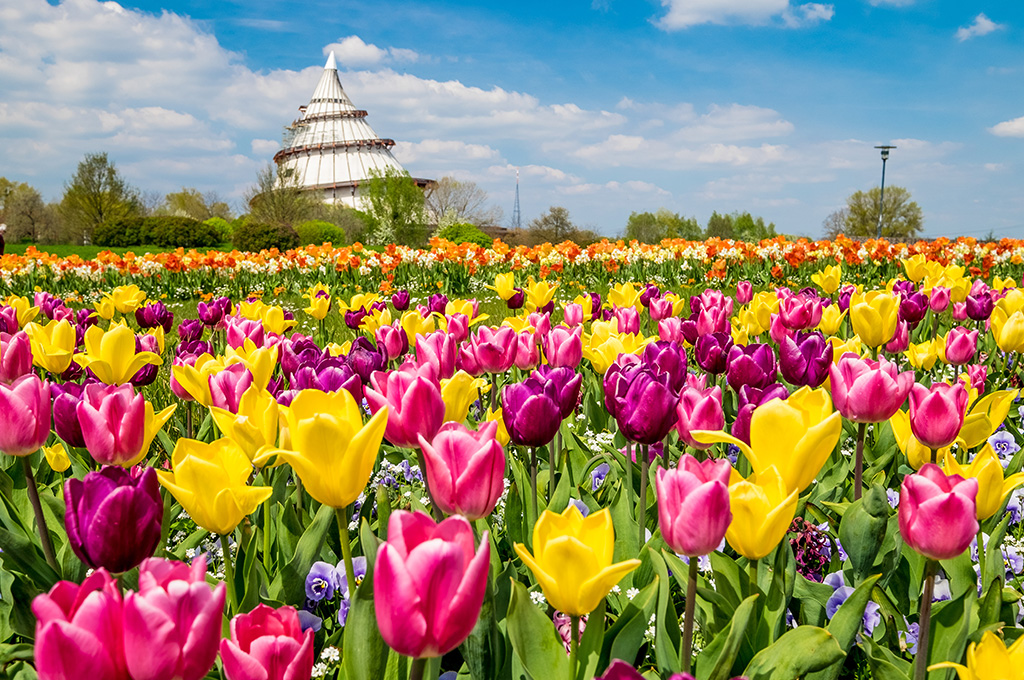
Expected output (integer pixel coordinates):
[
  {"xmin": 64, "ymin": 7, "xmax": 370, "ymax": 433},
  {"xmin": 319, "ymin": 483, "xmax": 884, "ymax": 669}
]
[{"xmin": 324, "ymin": 51, "xmax": 337, "ymax": 70}]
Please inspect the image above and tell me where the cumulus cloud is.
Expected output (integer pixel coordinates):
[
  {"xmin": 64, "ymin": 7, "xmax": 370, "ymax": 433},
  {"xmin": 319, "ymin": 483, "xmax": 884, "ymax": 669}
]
[
  {"xmin": 990, "ymin": 116, "xmax": 1024, "ymax": 138},
  {"xmin": 656, "ymin": 0, "xmax": 834, "ymax": 29},
  {"xmin": 323, "ymin": 36, "xmax": 420, "ymax": 67},
  {"xmin": 956, "ymin": 14, "xmax": 1004, "ymax": 42}
]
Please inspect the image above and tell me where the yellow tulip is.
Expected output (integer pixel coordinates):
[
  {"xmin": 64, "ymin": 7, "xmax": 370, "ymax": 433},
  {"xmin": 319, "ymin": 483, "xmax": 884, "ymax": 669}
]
[
  {"xmin": 944, "ymin": 445, "xmax": 1024, "ymax": 521},
  {"xmin": 238, "ymin": 298, "xmax": 265, "ymax": 321},
  {"xmin": 726, "ymin": 466, "xmax": 798, "ymax": 560},
  {"xmin": 569, "ymin": 294, "xmax": 595, "ymax": 320},
  {"xmin": 750, "ymin": 292, "xmax": 781, "ymax": 331},
  {"xmin": 829, "ymin": 336, "xmax": 864, "ymax": 364},
  {"xmin": 514, "ymin": 506, "xmax": 641, "ymax": 616},
  {"xmin": 730, "ymin": 321, "xmax": 750, "ymax": 347},
  {"xmin": 158, "ymin": 438, "xmax": 272, "ymax": 536},
  {"xmin": 929, "ymin": 631, "xmax": 1024, "ymax": 680},
  {"xmin": 993, "ymin": 276, "xmax": 1017, "ymax": 293},
  {"xmin": 42, "ymin": 444, "xmax": 71, "ymax": 473},
  {"xmin": 997, "ymin": 289, "xmax": 1024, "ymax": 316},
  {"xmin": 103, "ymin": 285, "xmax": 147, "ymax": 315},
  {"xmin": 958, "ymin": 390, "xmax": 1018, "ymax": 450},
  {"xmin": 486, "ymin": 407, "xmax": 511, "ymax": 447},
  {"xmin": 890, "ymin": 409, "xmax": 948, "ymax": 469},
  {"xmin": 524, "ymin": 278, "xmax": 559, "ymax": 312},
  {"xmin": 991, "ymin": 308, "xmax": 1024, "ymax": 353},
  {"xmin": 849, "ymin": 291, "xmax": 898, "ymax": 348},
  {"xmin": 582, "ymin": 332, "xmax": 650, "ymax": 375},
  {"xmin": 276, "ymin": 389, "xmax": 387, "ymax": 508},
  {"xmin": 401, "ymin": 310, "xmax": 435, "ymax": 346},
  {"xmin": 223, "ymin": 340, "xmax": 277, "ymax": 391},
  {"xmin": 260, "ymin": 305, "xmax": 297, "ymax": 335},
  {"xmin": 146, "ymin": 326, "xmax": 165, "ymax": 354},
  {"xmin": 441, "ymin": 370, "xmax": 488, "ymax": 423},
  {"xmin": 359, "ymin": 307, "xmax": 393, "ymax": 336},
  {"xmin": 211, "ymin": 386, "xmax": 280, "ymax": 465},
  {"xmin": 485, "ymin": 272, "xmax": 517, "ymax": 301},
  {"xmin": 901, "ymin": 254, "xmax": 929, "ymax": 283},
  {"xmin": 171, "ymin": 353, "xmax": 221, "ymax": 406},
  {"xmin": 692, "ymin": 386, "xmax": 841, "ymax": 494},
  {"xmin": 811, "ymin": 264, "xmax": 842, "ymax": 294},
  {"xmin": 736, "ymin": 306, "xmax": 764, "ymax": 338},
  {"xmin": 502, "ymin": 315, "xmax": 534, "ymax": 334},
  {"xmin": 24, "ymin": 319, "xmax": 76, "ymax": 374},
  {"xmin": 3, "ymin": 296, "xmax": 39, "ymax": 328},
  {"xmin": 817, "ymin": 304, "xmax": 847, "ymax": 337},
  {"xmin": 92, "ymin": 297, "xmax": 115, "ymax": 321},
  {"xmin": 660, "ymin": 292, "xmax": 687, "ymax": 317},
  {"xmin": 607, "ymin": 282, "xmax": 641, "ymax": 310},
  {"xmin": 326, "ymin": 340, "xmax": 352, "ymax": 357},
  {"xmin": 303, "ymin": 287, "xmax": 331, "ymax": 321},
  {"xmin": 337, "ymin": 292, "xmax": 380, "ymax": 315},
  {"xmin": 906, "ymin": 338, "xmax": 942, "ymax": 371},
  {"xmin": 74, "ymin": 323, "xmax": 163, "ymax": 385}
]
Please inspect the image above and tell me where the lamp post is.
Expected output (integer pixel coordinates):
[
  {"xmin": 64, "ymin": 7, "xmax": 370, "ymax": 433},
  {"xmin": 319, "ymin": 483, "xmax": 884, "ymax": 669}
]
[{"xmin": 874, "ymin": 145, "xmax": 896, "ymax": 239}]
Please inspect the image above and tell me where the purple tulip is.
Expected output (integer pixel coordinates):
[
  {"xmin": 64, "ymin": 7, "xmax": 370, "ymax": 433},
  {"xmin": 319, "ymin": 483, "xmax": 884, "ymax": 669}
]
[
  {"xmin": 347, "ymin": 336, "xmax": 386, "ymax": 383},
  {"xmin": 639, "ymin": 284, "xmax": 661, "ymax": 308},
  {"xmin": 344, "ymin": 308, "xmax": 368, "ymax": 330},
  {"xmin": 198, "ymin": 297, "xmax": 231, "ymax": 327},
  {"xmin": 694, "ymin": 332, "xmax": 733, "ymax": 375},
  {"xmin": 506, "ymin": 288, "xmax": 525, "ymax": 310},
  {"xmin": 135, "ymin": 302, "xmax": 174, "ymax": 333},
  {"xmin": 603, "ymin": 354, "xmax": 642, "ymax": 420},
  {"xmin": 898, "ymin": 292, "xmax": 929, "ymax": 327},
  {"xmin": 65, "ymin": 466, "xmax": 163, "ymax": 573},
  {"xmin": 732, "ymin": 383, "xmax": 788, "ymax": 444},
  {"xmin": 530, "ymin": 366, "xmax": 583, "ymax": 420},
  {"xmin": 641, "ymin": 340, "xmax": 688, "ymax": 393},
  {"xmin": 965, "ymin": 292, "xmax": 994, "ymax": 321},
  {"xmin": 52, "ymin": 381, "xmax": 88, "ymax": 448},
  {"xmin": 779, "ymin": 331, "xmax": 832, "ymax": 387},
  {"xmin": 292, "ymin": 359, "xmax": 362, "ymax": 400},
  {"xmin": 502, "ymin": 378, "xmax": 561, "ymax": 447},
  {"xmin": 391, "ymin": 290, "xmax": 411, "ymax": 311},
  {"xmin": 278, "ymin": 334, "xmax": 323, "ymax": 378},
  {"xmin": 176, "ymin": 319, "xmax": 204, "ymax": 343},
  {"xmin": 428, "ymin": 293, "xmax": 449, "ymax": 316},
  {"xmin": 725, "ymin": 343, "xmax": 778, "ymax": 393},
  {"xmin": 615, "ymin": 368, "xmax": 679, "ymax": 446},
  {"xmin": 891, "ymin": 280, "xmax": 916, "ymax": 297},
  {"xmin": 836, "ymin": 285, "xmax": 856, "ymax": 313}
]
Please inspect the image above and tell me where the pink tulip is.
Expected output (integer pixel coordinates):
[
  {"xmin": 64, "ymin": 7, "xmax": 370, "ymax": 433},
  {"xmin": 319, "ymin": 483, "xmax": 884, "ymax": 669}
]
[
  {"xmin": 32, "ymin": 570, "xmax": 126, "ymax": 680},
  {"xmin": 220, "ymin": 604, "xmax": 314, "ymax": 680},
  {"xmin": 675, "ymin": 385, "xmax": 725, "ymax": 450},
  {"xmin": 908, "ymin": 382, "xmax": 968, "ymax": 450},
  {"xmin": 415, "ymin": 331, "xmax": 457, "ymax": 380},
  {"xmin": 768, "ymin": 313, "xmax": 795, "ymax": 346},
  {"xmin": 374, "ymin": 511, "xmax": 490, "ymax": 658},
  {"xmin": 613, "ymin": 306, "xmax": 640, "ymax": 335},
  {"xmin": 226, "ymin": 317, "xmax": 265, "ymax": 349},
  {"xmin": 376, "ymin": 323, "xmax": 409, "ymax": 361},
  {"xmin": 0, "ymin": 374, "xmax": 50, "ymax": 456},
  {"xmin": 456, "ymin": 340, "xmax": 484, "ymax": 376},
  {"xmin": 0, "ymin": 331, "xmax": 32, "ymax": 383},
  {"xmin": 543, "ymin": 326, "xmax": 583, "ymax": 368},
  {"xmin": 696, "ymin": 305, "xmax": 730, "ymax": 336},
  {"xmin": 209, "ymin": 363, "xmax": 254, "ymax": 413},
  {"xmin": 884, "ymin": 320, "xmax": 910, "ymax": 354},
  {"xmin": 735, "ymin": 280, "xmax": 753, "ymax": 305},
  {"xmin": 699, "ymin": 289, "xmax": 734, "ymax": 316},
  {"xmin": 899, "ymin": 463, "xmax": 978, "ymax": 560},
  {"xmin": 445, "ymin": 314, "xmax": 470, "ymax": 344},
  {"xmin": 123, "ymin": 557, "xmax": 225, "ymax": 680},
  {"xmin": 513, "ymin": 331, "xmax": 541, "ymax": 370},
  {"xmin": 648, "ymin": 297, "xmax": 675, "ymax": 321},
  {"xmin": 467, "ymin": 326, "xmax": 519, "ymax": 374},
  {"xmin": 944, "ymin": 327, "xmax": 978, "ymax": 365},
  {"xmin": 829, "ymin": 354, "xmax": 913, "ymax": 423},
  {"xmin": 779, "ymin": 294, "xmax": 821, "ymax": 331},
  {"xmin": 658, "ymin": 317, "xmax": 685, "ymax": 344},
  {"xmin": 951, "ymin": 301, "xmax": 967, "ymax": 321},
  {"xmin": 563, "ymin": 303, "xmax": 584, "ymax": 328},
  {"xmin": 929, "ymin": 286, "xmax": 950, "ymax": 312},
  {"xmin": 418, "ymin": 421, "xmax": 506, "ymax": 520},
  {"xmin": 527, "ymin": 312, "xmax": 551, "ymax": 338},
  {"xmin": 966, "ymin": 364, "xmax": 987, "ymax": 393},
  {"xmin": 657, "ymin": 455, "xmax": 732, "ymax": 557},
  {"xmin": 76, "ymin": 383, "xmax": 145, "ymax": 466},
  {"xmin": 366, "ymin": 364, "xmax": 445, "ymax": 449}
]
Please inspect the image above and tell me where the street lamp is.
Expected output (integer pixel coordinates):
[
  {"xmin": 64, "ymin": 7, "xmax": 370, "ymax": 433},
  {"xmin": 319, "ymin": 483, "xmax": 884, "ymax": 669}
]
[{"xmin": 874, "ymin": 145, "xmax": 896, "ymax": 239}]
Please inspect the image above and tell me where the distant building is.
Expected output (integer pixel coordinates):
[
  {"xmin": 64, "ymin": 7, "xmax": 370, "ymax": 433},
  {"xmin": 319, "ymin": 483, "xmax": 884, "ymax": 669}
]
[{"xmin": 274, "ymin": 52, "xmax": 431, "ymax": 208}]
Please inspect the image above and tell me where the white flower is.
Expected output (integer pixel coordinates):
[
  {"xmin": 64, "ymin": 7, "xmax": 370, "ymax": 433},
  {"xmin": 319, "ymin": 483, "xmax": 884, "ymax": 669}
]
[
  {"xmin": 626, "ymin": 587, "xmax": 640, "ymax": 600},
  {"xmin": 320, "ymin": 646, "xmax": 340, "ymax": 663},
  {"xmin": 530, "ymin": 591, "xmax": 547, "ymax": 607}
]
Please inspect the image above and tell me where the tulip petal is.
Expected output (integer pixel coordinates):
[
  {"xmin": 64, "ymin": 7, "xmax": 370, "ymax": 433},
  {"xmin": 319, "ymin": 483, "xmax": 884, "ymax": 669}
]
[{"xmin": 374, "ymin": 543, "xmax": 428, "ymax": 657}]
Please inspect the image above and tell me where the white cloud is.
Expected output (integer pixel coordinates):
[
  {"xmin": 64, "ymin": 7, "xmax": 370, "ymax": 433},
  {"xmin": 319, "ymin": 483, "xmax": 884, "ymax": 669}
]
[
  {"xmin": 323, "ymin": 36, "xmax": 420, "ymax": 67},
  {"xmin": 393, "ymin": 139, "xmax": 500, "ymax": 164},
  {"xmin": 956, "ymin": 14, "xmax": 1004, "ymax": 42},
  {"xmin": 656, "ymin": 0, "xmax": 833, "ymax": 29},
  {"xmin": 251, "ymin": 139, "xmax": 280, "ymax": 155},
  {"xmin": 990, "ymin": 116, "xmax": 1024, "ymax": 138}
]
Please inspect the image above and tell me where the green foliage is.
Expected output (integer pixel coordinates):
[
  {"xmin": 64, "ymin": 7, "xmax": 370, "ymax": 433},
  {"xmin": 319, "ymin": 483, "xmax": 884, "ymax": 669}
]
[
  {"xmin": 204, "ymin": 216, "xmax": 233, "ymax": 243},
  {"xmin": 59, "ymin": 152, "xmax": 142, "ymax": 244},
  {"xmin": 841, "ymin": 185, "xmax": 923, "ymax": 240},
  {"xmin": 362, "ymin": 167, "xmax": 428, "ymax": 246},
  {"xmin": 706, "ymin": 211, "xmax": 778, "ymax": 241},
  {"xmin": 232, "ymin": 218, "xmax": 299, "ymax": 253},
  {"xmin": 245, "ymin": 165, "xmax": 318, "ymax": 227},
  {"xmin": 296, "ymin": 219, "xmax": 347, "ymax": 246},
  {"xmin": 158, "ymin": 187, "xmax": 233, "ymax": 221},
  {"xmin": 93, "ymin": 216, "xmax": 221, "ymax": 248},
  {"xmin": 625, "ymin": 209, "xmax": 702, "ymax": 243},
  {"xmin": 436, "ymin": 222, "xmax": 493, "ymax": 247}
]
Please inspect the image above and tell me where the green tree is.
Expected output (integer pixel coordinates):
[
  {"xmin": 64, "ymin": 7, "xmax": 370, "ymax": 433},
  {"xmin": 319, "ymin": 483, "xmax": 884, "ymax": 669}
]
[
  {"xmin": 159, "ymin": 187, "xmax": 233, "ymax": 221},
  {"xmin": 705, "ymin": 211, "xmax": 734, "ymax": 239},
  {"xmin": 731, "ymin": 211, "xmax": 777, "ymax": 241},
  {"xmin": 363, "ymin": 167, "xmax": 428, "ymax": 246},
  {"xmin": 837, "ymin": 185, "xmax": 922, "ymax": 240},
  {"xmin": 3, "ymin": 184, "xmax": 60, "ymax": 243},
  {"xmin": 59, "ymin": 153, "xmax": 141, "ymax": 244},
  {"xmin": 528, "ymin": 206, "xmax": 577, "ymax": 244},
  {"xmin": 625, "ymin": 208, "xmax": 702, "ymax": 243},
  {"xmin": 245, "ymin": 165, "xmax": 317, "ymax": 228}
]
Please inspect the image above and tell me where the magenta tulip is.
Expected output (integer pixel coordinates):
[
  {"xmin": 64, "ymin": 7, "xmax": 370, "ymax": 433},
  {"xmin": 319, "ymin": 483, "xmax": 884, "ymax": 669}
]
[
  {"xmin": 513, "ymin": 331, "xmax": 541, "ymax": 370},
  {"xmin": 899, "ymin": 463, "xmax": 978, "ymax": 560},
  {"xmin": 0, "ymin": 331, "xmax": 32, "ymax": 383},
  {"xmin": 562, "ymin": 303, "xmax": 584, "ymax": 328},
  {"xmin": 952, "ymin": 301, "xmax": 967, "ymax": 321},
  {"xmin": 374, "ymin": 511, "xmax": 489, "ymax": 658},
  {"xmin": 419, "ymin": 421, "xmax": 506, "ymax": 520},
  {"xmin": 735, "ymin": 280, "xmax": 753, "ymax": 305},
  {"xmin": 648, "ymin": 297, "xmax": 675, "ymax": 321},
  {"xmin": 778, "ymin": 293, "xmax": 822, "ymax": 331},
  {"xmin": 32, "ymin": 570, "xmax": 126, "ymax": 680},
  {"xmin": 676, "ymin": 385, "xmax": 725, "ymax": 450},
  {"xmin": 445, "ymin": 314, "xmax": 471, "ymax": 344},
  {"xmin": 929, "ymin": 286, "xmax": 950, "ymax": 312},
  {"xmin": 226, "ymin": 317, "xmax": 265, "ymax": 349},
  {"xmin": 415, "ymin": 331, "xmax": 457, "ymax": 380},
  {"xmin": 612, "ymin": 306, "xmax": 640, "ymax": 335},
  {"xmin": 123, "ymin": 557, "xmax": 225, "ymax": 680},
  {"xmin": 527, "ymin": 311, "xmax": 551, "ymax": 338},
  {"xmin": 657, "ymin": 455, "xmax": 732, "ymax": 556},
  {"xmin": 829, "ymin": 353, "xmax": 913, "ymax": 423},
  {"xmin": 366, "ymin": 364, "xmax": 445, "ymax": 449},
  {"xmin": 209, "ymin": 363, "xmax": 254, "ymax": 413},
  {"xmin": 659, "ymin": 316, "xmax": 685, "ymax": 344},
  {"xmin": 376, "ymin": 323, "xmax": 409, "ymax": 361},
  {"xmin": 944, "ymin": 327, "xmax": 978, "ymax": 365},
  {"xmin": 77, "ymin": 383, "xmax": 146, "ymax": 465},
  {"xmin": 908, "ymin": 382, "xmax": 968, "ymax": 450},
  {"xmin": 884, "ymin": 320, "xmax": 910, "ymax": 354},
  {"xmin": 220, "ymin": 604, "xmax": 315, "ymax": 680},
  {"xmin": 543, "ymin": 326, "xmax": 583, "ymax": 368},
  {"xmin": 466, "ymin": 326, "xmax": 519, "ymax": 374},
  {"xmin": 0, "ymin": 374, "xmax": 50, "ymax": 456}
]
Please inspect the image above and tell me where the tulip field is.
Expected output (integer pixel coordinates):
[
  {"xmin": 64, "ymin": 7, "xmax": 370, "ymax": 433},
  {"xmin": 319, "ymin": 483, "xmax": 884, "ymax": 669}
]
[{"xmin": 2, "ymin": 235, "xmax": 1024, "ymax": 680}]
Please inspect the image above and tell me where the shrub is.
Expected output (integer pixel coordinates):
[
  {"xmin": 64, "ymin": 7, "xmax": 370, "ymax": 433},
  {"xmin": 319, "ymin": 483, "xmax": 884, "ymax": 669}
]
[
  {"xmin": 436, "ymin": 222, "xmax": 493, "ymax": 248},
  {"xmin": 94, "ymin": 217, "xmax": 148, "ymax": 247},
  {"xmin": 232, "ymin": 219, "xmax": 299, "ymax": 253},
  {"xmin": 93, "ymin": 216, "xmax": 220, "ymax": 249},
  {"xmin": 204, "ymin": 217, "xmax": 233, "ymax": 244},
  {"xmin": 296, "ymin": 220, "xmax": 346, "ymax": 246}
]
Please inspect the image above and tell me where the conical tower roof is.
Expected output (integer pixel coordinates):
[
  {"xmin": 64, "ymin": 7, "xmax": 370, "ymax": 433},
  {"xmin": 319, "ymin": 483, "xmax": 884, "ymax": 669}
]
[{"xmin": 274, "ymin": 52, "xmax": 418, "ymax": 201}]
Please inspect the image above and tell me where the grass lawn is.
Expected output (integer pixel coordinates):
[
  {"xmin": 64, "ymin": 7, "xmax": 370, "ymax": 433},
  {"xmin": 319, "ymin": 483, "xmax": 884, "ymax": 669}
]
[{"xmin": 4, "ymin": 243, "xmax": 233, "ymax": 258}]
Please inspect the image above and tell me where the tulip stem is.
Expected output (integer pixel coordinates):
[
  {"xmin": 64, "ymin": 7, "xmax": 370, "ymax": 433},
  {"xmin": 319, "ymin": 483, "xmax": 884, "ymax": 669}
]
[
  {"xmin": 219, "ymin": 533, "xmax": 236, "ymax": 616},
  {"xmin": 854, "ymin": 422, "xmax": 867, "ymax": 501},
  {"xmin": 681, "ymin": 556, "xmax": 699, "ymax": 674},
  {"xmin": 638, "ymin": 444, "xmax": 649, "ymax": 548},
  {"xmin": 914, "ymin": 560, "xmax": 937, "ymax": 680},
  {"xmin": 624, "ymin": 441, "xmax": 634, "ymax": 520},
  {"xmin": 22, "ymin": 458, "xmax": 57, "ymax": 571},
  {"xmin": 929, "ymin": 447, "xmax": 937, "ymax": 465},
  {"xmin": 548, "ymin": 438, "xmax": 557, "ymax": 507},
  {"xmin": 336, "ymin": 506, "xmax": 358, "ymax": 600},
  {"xmin": 489, "ymin": 372, "xmax": 498, "ymax": 413},
  {"xmin": 530, "ymin": 448, "xmax": 539, "ymax": 521},
  {"xmin": 409, "ymin": 657, "xmax": 427, "ymax": 680},
  {"xmin": 977, "ymin": 529, "xmax": 987, "ymax": 598},
  {"xmin": 569, "ymin": 615, "xmax": 580, "ymax": 680},
  {"xmin": 262, "ymin": 494, "xmax": 273, "ymax": 574}
]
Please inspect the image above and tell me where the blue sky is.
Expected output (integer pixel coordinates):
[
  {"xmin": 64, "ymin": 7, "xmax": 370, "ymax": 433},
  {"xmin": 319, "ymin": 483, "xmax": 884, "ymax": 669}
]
[{"xmin": 1, "ymin": 0, "xmax": 1022, "ymax": 239}]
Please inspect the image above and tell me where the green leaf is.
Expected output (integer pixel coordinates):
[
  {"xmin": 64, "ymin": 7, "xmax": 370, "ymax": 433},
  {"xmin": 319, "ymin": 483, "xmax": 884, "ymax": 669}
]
[
  {"xmin": 804, "ymin": 574, "xmax": 882, "ymax": 680},
  {"xmin": 269, "ymin": 503, "xmax": 334, "ymax": 604},
  {"xmin": 838, "ymin": 485, "xmax": 888, "ymax": 585},
  {"xmin": 648, "ymin": 548, "xmax": 681, "ymax": 673},
  {"xmin": 742, "ymin": 626, "xmax": 845, "ymax": 680},
  {"xmin": 694, "ymin": 594, "xmax": 757, "ymax": 680},
  {"xmin": 576, "ymin": 599, "xmax": 606, "ymax": 680},
  {"xmin": 859, "ymin": 635, "xmax": 912, "ymax": 680},
  {"xmin": 928, "ymin": 588, "xmax": 975, "ymax": 675},
  {"xmin": 506, "ymin": 580, "xmax": 569, "ymax": 680},
  {"xmin": 341, "ymin": 540, "xmax": 389, "ymax": 680},
  {"xmin": 600, "ymin": 577, "xmax": 658, "ymax": 671}
]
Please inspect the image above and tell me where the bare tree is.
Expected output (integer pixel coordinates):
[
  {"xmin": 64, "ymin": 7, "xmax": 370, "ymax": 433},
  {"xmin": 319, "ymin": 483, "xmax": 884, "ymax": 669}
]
[
  {"xmin": 424, "ymin": 176, "xmax": 503, "ymax": 227},
  {"xmin": 822, "ymin": 207, "xmax": 849, "ymax": 239}
]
